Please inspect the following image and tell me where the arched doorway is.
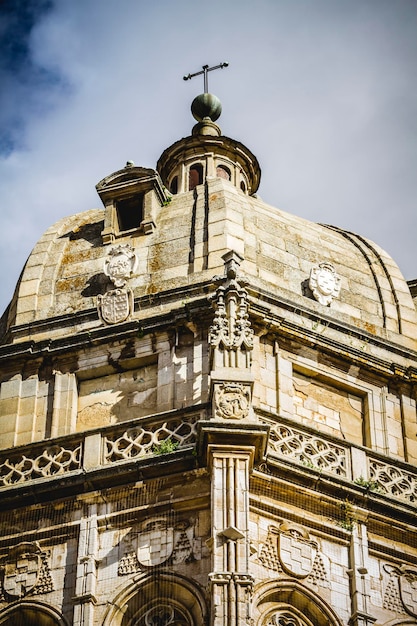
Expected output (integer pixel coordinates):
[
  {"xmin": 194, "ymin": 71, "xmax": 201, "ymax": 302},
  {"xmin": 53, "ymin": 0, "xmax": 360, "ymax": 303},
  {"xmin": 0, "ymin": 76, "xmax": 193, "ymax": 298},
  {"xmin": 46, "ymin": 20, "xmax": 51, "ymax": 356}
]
[
  {"xmin": 253, "ymin": 579, "xmax": 344, "ymax": 626},
  {"xmin": 102, "ymin": 572, "xmax": 208, "ymax": 626},
  {"xmin": 0, "ymin": 601, "xmax": 67, "ymax": 626}
]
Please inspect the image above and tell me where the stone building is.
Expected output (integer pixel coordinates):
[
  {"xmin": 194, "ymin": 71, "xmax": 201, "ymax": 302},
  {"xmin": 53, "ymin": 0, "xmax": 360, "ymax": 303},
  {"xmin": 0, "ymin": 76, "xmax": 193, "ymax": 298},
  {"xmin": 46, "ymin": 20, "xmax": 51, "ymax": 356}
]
[{"xmin": 0, "ymin": 86, "xmax": 417, "ymax": 626}]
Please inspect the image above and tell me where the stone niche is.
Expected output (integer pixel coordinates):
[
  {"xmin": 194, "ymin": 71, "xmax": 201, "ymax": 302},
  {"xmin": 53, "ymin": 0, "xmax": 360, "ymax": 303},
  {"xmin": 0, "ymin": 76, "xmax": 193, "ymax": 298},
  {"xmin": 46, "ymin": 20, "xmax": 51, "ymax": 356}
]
[
  {"xmin": 77, "ymin": 361, "xmax": 158, "ymax": 431},
  {"xmin": 292, "ymin": 370, "xmax": 365, "ymax": 445}
]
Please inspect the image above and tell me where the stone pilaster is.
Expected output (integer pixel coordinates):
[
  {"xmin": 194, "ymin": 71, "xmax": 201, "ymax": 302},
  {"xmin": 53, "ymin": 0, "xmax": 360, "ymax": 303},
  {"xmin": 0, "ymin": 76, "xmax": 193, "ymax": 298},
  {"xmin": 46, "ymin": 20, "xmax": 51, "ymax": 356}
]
[
  {"xmin": 208, "ymin": 445, "xmax": 254, "ymax": 626},
  {"xmin": 348, "ymin": 520, "xmax": 376, "ymax": 626},
  {"xmin": 209, "ymin": 251, "xmax": 254, "ymax": 423}
]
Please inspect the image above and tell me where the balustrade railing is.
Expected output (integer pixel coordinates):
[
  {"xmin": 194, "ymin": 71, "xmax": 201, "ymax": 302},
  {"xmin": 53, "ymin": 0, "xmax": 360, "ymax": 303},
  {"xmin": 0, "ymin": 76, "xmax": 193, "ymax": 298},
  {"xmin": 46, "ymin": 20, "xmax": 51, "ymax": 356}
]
[{"xmin": 1, "ymin": 410, "xmax": 416, "ymax": 507}]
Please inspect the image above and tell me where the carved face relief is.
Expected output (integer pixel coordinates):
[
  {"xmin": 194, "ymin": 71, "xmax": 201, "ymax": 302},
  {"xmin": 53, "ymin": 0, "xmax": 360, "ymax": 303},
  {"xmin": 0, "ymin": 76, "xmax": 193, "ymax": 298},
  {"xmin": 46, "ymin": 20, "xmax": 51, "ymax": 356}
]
[{"xmin": 309, "ymin": 262, "xmax": 341, "ymax": 306}]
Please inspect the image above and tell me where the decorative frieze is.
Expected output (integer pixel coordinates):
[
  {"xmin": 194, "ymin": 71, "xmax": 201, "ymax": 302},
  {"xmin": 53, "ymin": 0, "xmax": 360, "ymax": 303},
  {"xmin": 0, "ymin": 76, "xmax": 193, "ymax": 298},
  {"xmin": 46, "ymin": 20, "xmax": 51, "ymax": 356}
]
[{"xmin": 0, "ymin": 443, "xmax": 81, "ymax": 486}]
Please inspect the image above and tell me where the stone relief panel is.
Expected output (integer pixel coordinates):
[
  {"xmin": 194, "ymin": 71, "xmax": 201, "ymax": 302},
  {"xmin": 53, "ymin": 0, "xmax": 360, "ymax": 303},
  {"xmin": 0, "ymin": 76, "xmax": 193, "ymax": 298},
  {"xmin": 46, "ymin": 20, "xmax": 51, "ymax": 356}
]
[
  {"xmin": 118, "ymin": 517, "xmax": 201, "ymax": 575},
  {"xmin": 383, "ymin": 564, "xmax": 417, "ymax": 618},
  {"xmin": 77, "ymin": 362, "xmax": 157, "ymax": 430},
  {"xmin": 214, "ymin": 382, "xmax": 250, "ymax": 420},
  {"xmin": 258, "ymin": 524, "xmax": 328, "ymax": 587},
  {"xmin": 0, "ymin": 542, "xmax": 53, "ymax": 601},
  {"xmin": 98, "ymin": 244, "xmax": 138, "ymax": 324},
  {"xmin": 292, "ymin": 371, "xmax": 364, "ymax": 445},
  {"xmin": 309, "ymin": 262, "xmax": 341, "ymax": 306}
]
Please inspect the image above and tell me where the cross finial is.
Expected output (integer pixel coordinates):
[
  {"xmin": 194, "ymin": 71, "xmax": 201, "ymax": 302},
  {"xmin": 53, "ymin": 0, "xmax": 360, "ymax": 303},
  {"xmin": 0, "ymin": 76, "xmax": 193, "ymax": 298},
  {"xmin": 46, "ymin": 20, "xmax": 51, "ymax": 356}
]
[{"xmin": 183, "ymin": 62, "xmax": 229, "ymax": 94}]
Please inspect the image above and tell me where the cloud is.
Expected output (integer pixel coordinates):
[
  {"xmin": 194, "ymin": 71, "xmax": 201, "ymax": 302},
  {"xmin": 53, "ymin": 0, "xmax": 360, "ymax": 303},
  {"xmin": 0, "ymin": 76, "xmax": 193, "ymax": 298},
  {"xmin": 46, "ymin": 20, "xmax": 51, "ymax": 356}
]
[{"xmin": 0, "ymin": 0, "xmax": 416, "ymax": 317}]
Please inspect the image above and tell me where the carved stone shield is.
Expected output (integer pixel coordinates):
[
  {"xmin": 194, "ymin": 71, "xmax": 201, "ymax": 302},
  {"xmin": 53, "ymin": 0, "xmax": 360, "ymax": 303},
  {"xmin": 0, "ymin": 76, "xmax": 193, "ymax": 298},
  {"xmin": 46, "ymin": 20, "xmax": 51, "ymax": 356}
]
[
  {"xmin": 278, "ymin": 523, "xmax": 317, "ymax": 578},
  {"xmin": 98, "ymin": 288, "xmax": 132, "ymax": 324},
  {"xmin": 138, "ymin": 520, "xmax": 174, "ymax": 567},
  {"xmin": 2, "ymin": 544, "xmax": 41, "ymax": 598},
  {"xmin": 215, "ymin": 383, "xmax": 250, "ymax": 419},
  {"xmin": 399, "ymin": 567, "xmax": 417, "ymax": 617}
]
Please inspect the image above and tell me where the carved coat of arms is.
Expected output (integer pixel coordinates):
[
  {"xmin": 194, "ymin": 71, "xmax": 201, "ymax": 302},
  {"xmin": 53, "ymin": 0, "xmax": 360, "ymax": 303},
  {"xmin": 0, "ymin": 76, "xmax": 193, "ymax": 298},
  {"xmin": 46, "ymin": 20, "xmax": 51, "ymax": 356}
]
[
  {"xmin": 98, "ymin": 288, "xmax": 133, "ymax": 324},
  {"xmin": 138, "ymin": 519, "xmax": 175, "ymax": 567},
  {"xmin": 104, "ymin": 244, "xmax": 138, "ymax": 287},
  {"xmin": 1, "ymin": 543, "xmax": 42, "ymax": 599},
  {"xmin": 277, "ymin": 523, "xmax": 318, "ymax": 578},
  {"xmin": 98, "ymin": 244, "xmax": 137, "ymax": 324},
  {"xmin": 309, "ymin": 262, "xmax": 341, "ymax": 306},
  {"xmin": 215, "ymin": 383, "xmax": 250, "ymax": 420},
  {"xmin": 399, "ymin": 566, "xmax": 417, "ymax": 617}
]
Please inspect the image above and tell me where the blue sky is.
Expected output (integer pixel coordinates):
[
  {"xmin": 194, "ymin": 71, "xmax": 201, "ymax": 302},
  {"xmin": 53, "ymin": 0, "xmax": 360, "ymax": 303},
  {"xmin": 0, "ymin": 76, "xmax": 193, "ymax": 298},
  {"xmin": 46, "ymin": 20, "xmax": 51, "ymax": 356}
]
[{"xmin": 1, "ymin": 0, "xmax": 416, "ymax": 315}]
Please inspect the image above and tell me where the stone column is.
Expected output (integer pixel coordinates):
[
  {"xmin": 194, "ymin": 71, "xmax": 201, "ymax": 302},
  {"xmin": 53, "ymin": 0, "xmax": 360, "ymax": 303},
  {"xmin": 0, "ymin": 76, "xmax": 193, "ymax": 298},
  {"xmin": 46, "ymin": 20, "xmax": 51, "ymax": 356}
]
[{"xmin": 208, "ymin": 445, "xmax": 254, "ymax": 626}]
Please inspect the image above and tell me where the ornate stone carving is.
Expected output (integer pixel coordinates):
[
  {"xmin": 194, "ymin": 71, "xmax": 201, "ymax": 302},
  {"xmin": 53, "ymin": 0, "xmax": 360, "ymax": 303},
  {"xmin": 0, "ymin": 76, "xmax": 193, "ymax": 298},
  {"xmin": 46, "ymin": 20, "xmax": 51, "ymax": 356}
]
[
  {"xmin": 265, "ymin": 420, "xmax": 348, "ymax": 477},
  {"xmin": 259, "ymin": 524, "xmax": 326, "ymax": 585},
  {"xmin": 103, "ymin": 244, "xmax": 138, "ymax": 288},
  {"xmin": 214, "ymin": 382, "xmax": 250, "ymax": 420},
  {"xmin": 383, "ymin": 564, "xmax": 417, "ymax": 617},
  {"xmin": 309, "ymin": 262, "xmax": 341, "ymax": 306},
  {"xmin": 369, "ymin": 458, "xmax": 417, "ymax": 503},
  {"xmin": 118, "ymin": 518, "xmax": 196, "ymax": 573},
  {"xmin": 98, "ymin": 244, "xmax": 137, "ymax": 324},
  {"xmin": 0, "ymin": 542, "xmax": 53, "ymax": 600},
  {"xmin": 0, "ymin": 444, "xmax": 81, "ymax": 487},
  {"xmin": 209, "ymin": 251, "xmax": 253, "ymax": 369},
  {"xmin": 277, "ymin": 523, "xmax": 318, "ymax": 578},
  {"xmin": 98, "ymin": 288, "xmax": 134, "ymax": 324}
]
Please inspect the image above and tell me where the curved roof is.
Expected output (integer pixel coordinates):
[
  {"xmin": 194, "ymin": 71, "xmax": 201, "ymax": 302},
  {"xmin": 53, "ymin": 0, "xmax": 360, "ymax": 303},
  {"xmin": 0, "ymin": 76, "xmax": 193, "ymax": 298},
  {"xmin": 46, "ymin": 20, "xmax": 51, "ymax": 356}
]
[{"xmin": 2, "ymin": 174, "xmax": 416, "ymax": 354}]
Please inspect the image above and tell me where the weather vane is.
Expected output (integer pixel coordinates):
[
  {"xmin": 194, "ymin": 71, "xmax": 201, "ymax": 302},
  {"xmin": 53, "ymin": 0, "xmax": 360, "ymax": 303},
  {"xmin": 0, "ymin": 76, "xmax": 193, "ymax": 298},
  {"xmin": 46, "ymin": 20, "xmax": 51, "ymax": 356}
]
[{"xmin": 183, "ymin": 62, "xmax": 229, "ymax": 94}]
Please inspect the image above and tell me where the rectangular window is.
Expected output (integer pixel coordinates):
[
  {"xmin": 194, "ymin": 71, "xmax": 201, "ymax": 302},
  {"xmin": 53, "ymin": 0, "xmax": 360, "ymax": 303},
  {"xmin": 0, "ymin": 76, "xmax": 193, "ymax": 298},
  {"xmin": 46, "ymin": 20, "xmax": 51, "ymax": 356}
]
[{"xmin": 117, "ymin": 195, "xmax": 143, "ymax": 232}]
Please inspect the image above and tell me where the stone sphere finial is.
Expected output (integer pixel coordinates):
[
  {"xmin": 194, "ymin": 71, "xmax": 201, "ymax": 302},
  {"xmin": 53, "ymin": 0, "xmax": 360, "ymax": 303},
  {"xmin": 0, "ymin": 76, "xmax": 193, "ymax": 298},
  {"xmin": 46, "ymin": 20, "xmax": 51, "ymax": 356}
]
[{"xmin": 191, "ymin": 93, "xmax": 222, "ymax": 122}]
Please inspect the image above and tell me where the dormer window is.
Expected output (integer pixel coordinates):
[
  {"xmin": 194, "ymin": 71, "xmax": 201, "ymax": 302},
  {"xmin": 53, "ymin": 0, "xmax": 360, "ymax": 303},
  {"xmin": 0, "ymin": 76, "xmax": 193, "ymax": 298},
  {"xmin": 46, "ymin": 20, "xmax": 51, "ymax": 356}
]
[
  {"xmin": 96, "ymin": 165, "xmax": 170, "ymax": 244},
  {"xmin": 189, "ymin": 164, "xmax": 203, "ymax": 190},
  {"xmin": 117, "ymin": 195, "xmax": 144, "ymax": 232}
]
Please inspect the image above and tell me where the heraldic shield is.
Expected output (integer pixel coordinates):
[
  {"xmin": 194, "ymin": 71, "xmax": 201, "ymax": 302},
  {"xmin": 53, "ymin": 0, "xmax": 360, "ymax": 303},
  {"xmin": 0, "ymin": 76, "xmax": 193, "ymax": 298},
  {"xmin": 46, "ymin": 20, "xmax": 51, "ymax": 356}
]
[
  {"xmin": 2, "ymin": 542, "xmax": 41, "ymax": 599},
  {"xmin": 399, "ymin": 566, "xmax": 417, "ymax": 617},
  {"xmin": 98, "ymin": 288, "xmax": 133, "ymax": 325},
  {"xmin": 138, "ymin": 519, "xmax": 174, "ymax": 567},
  {"xmin": 278, "ymin": 523, "xmax": 318, "ymax": 578}
]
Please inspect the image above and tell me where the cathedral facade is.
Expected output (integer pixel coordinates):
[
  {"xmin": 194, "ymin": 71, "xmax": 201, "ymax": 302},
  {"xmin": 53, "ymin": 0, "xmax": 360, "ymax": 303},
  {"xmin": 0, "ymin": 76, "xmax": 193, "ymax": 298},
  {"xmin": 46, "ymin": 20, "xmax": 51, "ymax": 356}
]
[{"xmin": 0, "ymin": 88, "xmax": 417, "ymax": 626}]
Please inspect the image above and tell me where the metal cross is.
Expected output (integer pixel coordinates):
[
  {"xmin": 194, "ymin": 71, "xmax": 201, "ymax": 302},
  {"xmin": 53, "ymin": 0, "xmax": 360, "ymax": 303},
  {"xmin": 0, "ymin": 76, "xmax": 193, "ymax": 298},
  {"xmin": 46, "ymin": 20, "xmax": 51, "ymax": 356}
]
[{"xmin": 183, "ymin": 62, "xmax": 229, "ymax": 93}]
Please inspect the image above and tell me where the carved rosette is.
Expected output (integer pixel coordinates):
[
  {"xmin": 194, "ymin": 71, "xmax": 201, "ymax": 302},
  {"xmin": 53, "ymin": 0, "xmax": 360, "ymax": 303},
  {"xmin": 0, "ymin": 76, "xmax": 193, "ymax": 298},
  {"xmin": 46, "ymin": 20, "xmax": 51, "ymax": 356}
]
[
  {"xmin": 309, "ymin": 261, "xmax": 341, "ymax": 306},
  {"xmin": 98, "ymin": 244, "xmax": 137, "ymax": 324}
]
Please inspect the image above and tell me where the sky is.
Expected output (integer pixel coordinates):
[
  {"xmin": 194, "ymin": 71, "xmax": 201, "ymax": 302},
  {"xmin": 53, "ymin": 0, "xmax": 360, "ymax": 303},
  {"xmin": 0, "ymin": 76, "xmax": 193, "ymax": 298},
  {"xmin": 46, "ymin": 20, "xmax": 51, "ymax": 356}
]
[{"xmin": 0, "ymin": 0, "xmax": 416, "ymax": 316}]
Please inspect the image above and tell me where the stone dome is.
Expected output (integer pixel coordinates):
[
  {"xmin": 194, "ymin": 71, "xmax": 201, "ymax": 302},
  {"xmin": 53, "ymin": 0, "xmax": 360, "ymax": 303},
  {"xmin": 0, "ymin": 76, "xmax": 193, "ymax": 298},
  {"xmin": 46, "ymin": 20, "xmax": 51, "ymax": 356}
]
[{"xmin": 2, "ymin": 171, "xmax": 417, "ymax": 361}]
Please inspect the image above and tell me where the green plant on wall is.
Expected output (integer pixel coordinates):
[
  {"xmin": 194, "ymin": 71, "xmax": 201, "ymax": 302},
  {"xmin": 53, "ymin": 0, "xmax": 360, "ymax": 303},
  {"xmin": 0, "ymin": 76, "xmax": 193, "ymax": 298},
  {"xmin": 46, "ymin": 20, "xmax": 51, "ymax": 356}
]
[
  {"xmin": 353, "ymin": 476, "xmax": 381, "ymax": 493},
  {"xmin": 338, "ymin": 499, "xmax": 357, "ymax": 532},
  {"xmin": 152, "ymin": 438, "xmax": 179, "ymax": 455}
]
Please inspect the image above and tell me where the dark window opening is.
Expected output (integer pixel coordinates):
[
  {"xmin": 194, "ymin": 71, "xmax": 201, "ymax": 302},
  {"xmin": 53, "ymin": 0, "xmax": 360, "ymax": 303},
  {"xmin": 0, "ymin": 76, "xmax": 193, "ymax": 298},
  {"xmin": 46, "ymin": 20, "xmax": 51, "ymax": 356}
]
[
  {"xmin": 216, "ymin": 165, "xmax": 231, "ymax": 181},
  {"xmin": 189, "ymin": 164, "xmax": 203, "ymax": 191},
  {"xmin": 117, "ymin": 195, "xmax": 143, "ymax": 232},
  {"xmin": 240, "ymin": 180, "xmax": 246, "ymax": 193},
  {"xmin": 170, "ymin": 176, "xmax": 178, "ymax": 194}
]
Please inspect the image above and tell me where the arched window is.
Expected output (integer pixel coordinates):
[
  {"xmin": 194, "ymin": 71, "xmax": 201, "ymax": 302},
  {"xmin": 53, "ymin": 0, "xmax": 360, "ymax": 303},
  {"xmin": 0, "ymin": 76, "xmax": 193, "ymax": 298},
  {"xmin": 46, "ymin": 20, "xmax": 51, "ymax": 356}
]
[
  {"xmin": 240, "ymin": 180, "xmax": 246, "ymax": 193},
  {"xmin": 188, "ymin": 164, "xmax": 203, "ymax": 191},
  {"xmin": 216, "ymin": 165, "xmax": 231, "ymax": 181},
  {"xmin": 170, "ymin": 176, "xmax": 178, "ymax": 194}
]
